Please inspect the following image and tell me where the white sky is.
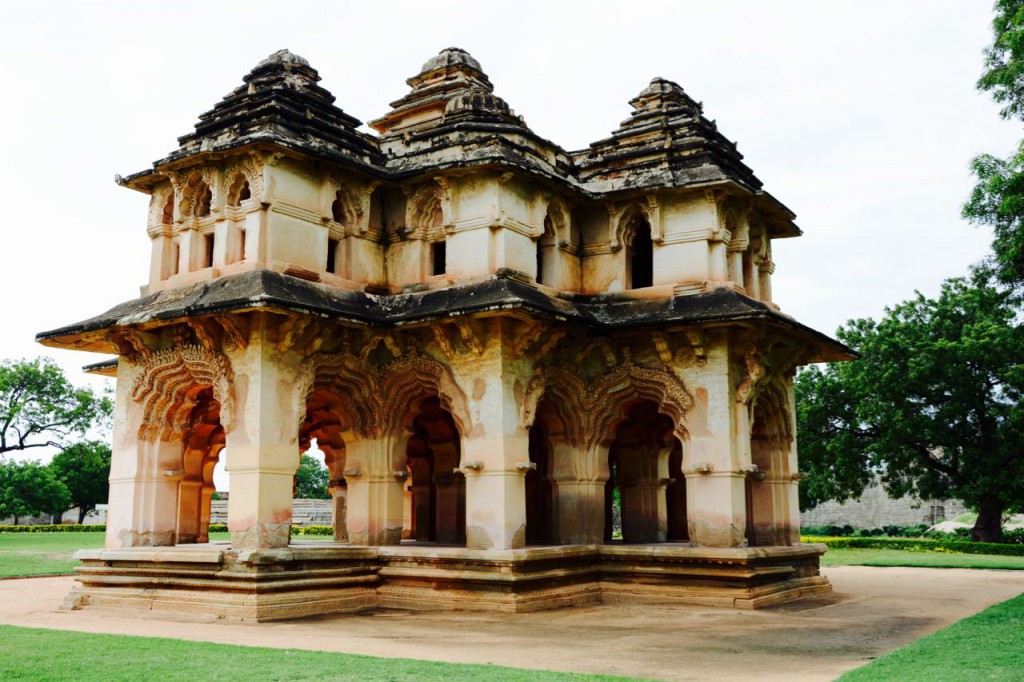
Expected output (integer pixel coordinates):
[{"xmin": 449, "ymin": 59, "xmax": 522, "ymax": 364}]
[{"xmin": 0, "ymin": 1, "xmax": 1018, "ymax": 476}]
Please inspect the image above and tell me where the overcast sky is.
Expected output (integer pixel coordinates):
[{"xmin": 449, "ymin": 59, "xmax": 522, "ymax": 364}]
[{"xmin": 0, "ymin": 1, "xmax": 1018, "ymax": 410}]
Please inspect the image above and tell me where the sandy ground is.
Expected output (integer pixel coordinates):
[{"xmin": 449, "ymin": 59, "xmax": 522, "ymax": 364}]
[{"xmin": 1, "ymin": 567, "xmax": 1022, "ymax": 681}]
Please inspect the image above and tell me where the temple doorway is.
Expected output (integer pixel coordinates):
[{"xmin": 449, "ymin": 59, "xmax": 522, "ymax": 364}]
[
  {"xmin": 405, "ymin": 397, "xmax": 465, "ymax": 545},
  {"xmin": 604, "ymin": 400, "xmax": 678, "ymax": 543}
]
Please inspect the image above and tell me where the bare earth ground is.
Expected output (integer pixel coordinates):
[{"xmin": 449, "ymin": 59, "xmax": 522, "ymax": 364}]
[{"xmin": 1, "ymin": 567, "xmax": 1022, "ymax": 682}]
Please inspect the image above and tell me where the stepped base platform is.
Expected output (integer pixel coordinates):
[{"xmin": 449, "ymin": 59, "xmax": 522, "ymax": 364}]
[{"xmin": 66, "ymin": 541, "xmax": 830, "ymax": 622}]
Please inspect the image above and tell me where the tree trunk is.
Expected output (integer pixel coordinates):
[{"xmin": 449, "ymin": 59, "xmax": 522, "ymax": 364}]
[
  {"xmin": 78, "ymin": 507, "xmax": 89, "ymax": 524},
  {"xmin": 52, "ymin": 511, "xmax": 63, "ymax": 525},
  {"xmin": 972, "ymin": 499, "xmax": 1003, "ymax": 543},
  {"xmin": 12, "ymin": 516, "xmax": 18, "ymax": 526}
]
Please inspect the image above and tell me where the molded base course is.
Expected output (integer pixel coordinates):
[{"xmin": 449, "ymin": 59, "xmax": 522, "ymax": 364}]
[{"xmin": 65, "ymin": 543, "xmax": 830, "ymax": 621}]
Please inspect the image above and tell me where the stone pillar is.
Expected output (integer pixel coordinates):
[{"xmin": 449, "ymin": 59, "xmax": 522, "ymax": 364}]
[
  {"xmin": 105, "ymin": 362, "xmax": 182, "ymax": 548},
  {"xmin": 462, "ymin": 434, "xmax": 528, "ymax": 550},
  {"xmin": 329, "ymin": 480, "xmax": 348, "ymax": 543},
  {"xmin": 453, "ymin": 321, "xmax": 532, "ymax": 551},
  {"xmin": 343, "ymin": 432, "xmax": 405, "ymax": 545},
  {"xmin": 683, "ymin": 342, "xmax": 747, "ymax": 547},
  {"xmin": 176, "ymin": 479, "xmax": 203, "ymax": 543},
  {"xmin": 224, "ymin": 323, "xmax": 307, "ymax": 550},
  {"xmin": 550, "ymin": 442, "xmax": 608, "ymax": 545}
]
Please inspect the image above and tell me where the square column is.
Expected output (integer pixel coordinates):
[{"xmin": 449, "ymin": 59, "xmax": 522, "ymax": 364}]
[
  {"xmin": 343, "ymin": 433, "xmax": 405, "ymax": 545},
  {"xmin": 224, "ymin": 323, "xmax": 307, "ymax": 550},
  {"xmin": 105, "ymin": 361, "xmax": 181, "ymax": 548},
  {"xmin": 462, "ymin": 435, "xmax": 528, "ymax": 549},
  {"xmin": 682, "ymin": 341, "xmax": 748, "ymax": 547}
]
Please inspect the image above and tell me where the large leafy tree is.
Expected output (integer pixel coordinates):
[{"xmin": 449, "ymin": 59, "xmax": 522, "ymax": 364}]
[
  {"xmin": 797, "ymin": 275, "xmax": 1024, "ymax": 543},
  {"xmin": 294, "ymin": 454, "xmax": 330, "ymax": 499},
  {"xmin": 0, "ymin": 358, "xmax": 112, "ymax": 456},
  {"xmin": 0, "ymin": 459, "xmax": 71, "ymax": 524},
  {"xmin": 965, "ymin": 1, "xmax": 1024, "ymax": 286},
  {"xmin": 50, "ymin": 441, "xmax": 111, "ymax": 523}
]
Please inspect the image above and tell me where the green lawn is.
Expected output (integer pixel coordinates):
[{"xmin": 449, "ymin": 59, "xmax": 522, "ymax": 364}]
[
  {"xmin": 839, "ymin": 591, "xmax": 1024, "ymax": 681},
  {"xmin": 0, "ymin": 624, "xmax": 627, "ymax": 681},
  {"xmin": 821, "ymin": 547, "xmax": 1024, "ymax": 570},
  {"xmin": 0, "ymin": 532, "xmax": 232, "ymax": 578},
  {"xmin": 0, "ymin": 532, "xmax": 107, "ymax": 577}
]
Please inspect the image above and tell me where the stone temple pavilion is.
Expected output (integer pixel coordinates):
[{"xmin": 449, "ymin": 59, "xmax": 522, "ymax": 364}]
[{"xmin": 38, "ymin": 48, "xmax": 852, "ymax": 620}]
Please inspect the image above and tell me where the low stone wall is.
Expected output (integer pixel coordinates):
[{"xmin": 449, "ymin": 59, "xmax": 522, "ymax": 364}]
[
  {"xmin": 800, "ymin": 483, "xmax": 967, "ymax": 529},
  {"xmin": 209, "ymin": 499, "xmax": 332, "ymax": 527}
]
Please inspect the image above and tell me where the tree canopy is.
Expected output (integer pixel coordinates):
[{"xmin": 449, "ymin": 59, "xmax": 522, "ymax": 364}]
[
  {"xmin": 0, "ymin": 459, "xmax": 71, "ymax": 524},
  {"xmin": 294, "ymin": 454, "xmax": 330, "ymax": 499},
  {"xmin": 796, "ymin": 275, "xmax": 1024, "ymax": 542},
  {"xmin": 0, "ymin": 358, "xmax": 112, "ymax": 456},
  {"xmin": 965, "ymin": 1, "xmax": 1024, "ymax": 287},
  {"xmin": 50, "ymin": 441, "xmax": 111, "ymax": 523}
]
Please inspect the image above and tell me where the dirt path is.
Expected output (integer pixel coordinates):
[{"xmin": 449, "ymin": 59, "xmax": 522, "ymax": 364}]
[{"xmin": 1, "ymin": 566, "xmax": 1021, "ymax": 681}]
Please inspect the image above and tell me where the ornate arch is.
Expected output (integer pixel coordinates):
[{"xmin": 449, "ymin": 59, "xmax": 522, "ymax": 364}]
[
  {"xmin": 524, "ymin": 361, "xmax": 692, "ymax": 449},
  {"xmin": 224, "ymin": 156, "xmax": 264, "ymax": 205},
  {"xmin": 313, "ymin": 352, "xmax": 471, "ymax": 439},
  {"xmin": 176, "ymin": 170, "xmax": 216, "ymax": 220},
  {"xmin": 405, "ymin": 182, "xmax": 448, "ymax": 239},
  {"xmin": 542, "ymin": 198, "xmax": 571, "ymax": 243},
  {"xmin": 610, "ymin": 202, "xmax": 652, "ymax": 252},
  {"xmin": 131, "ymin": 345, "xmax": 234, "ymax": 440},
  {"xmin": 148, "ymin": 186, "xmax": 176, "ymax": 231},
  {"xmin": 329, "ymin": 181, "xmax": 363, "ymax": 230}
]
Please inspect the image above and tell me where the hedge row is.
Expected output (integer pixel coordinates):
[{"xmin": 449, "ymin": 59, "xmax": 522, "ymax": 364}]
[
  {"xmin": 801, "ymin": 536, "xmax": 1024, "ymax": 556},
  {"xmin": 0, "ymin": 524, "xmax": 107, "ymax": 533}
]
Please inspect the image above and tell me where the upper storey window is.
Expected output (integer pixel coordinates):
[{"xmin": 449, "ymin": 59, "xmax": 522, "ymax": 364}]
[
  {"xmin": 227, "ymin": 174, "xmax": 251, "ymax": 207},
  {"xmin": 194, "ymin": 185, "xmax": 212, "ymax": 218},
  {"xmin": 180, "ymin": 174, "xmax": 213, "ymax": 220},
  {"xmin": 626, "ymin": 213, "xmax": 654, "ymax": 289},
  {"xmin": 161, "ymin": 194, "xmax": 174, "ymax": 225}
]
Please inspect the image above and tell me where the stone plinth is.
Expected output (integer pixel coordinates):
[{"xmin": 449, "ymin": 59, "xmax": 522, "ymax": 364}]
[{"xmin": 65, "ymin": 542, "xmax": 829, "ymax": 621}]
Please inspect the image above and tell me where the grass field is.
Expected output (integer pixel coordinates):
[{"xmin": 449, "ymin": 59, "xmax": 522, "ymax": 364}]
[
  {"xmin": 838, "ymin": 591, "xmax": 1024, "ymax": 681},
  {"xmin": 0, "ymin": 532, "xmax": 230, "ymax": 578},
  {"xmin": 821, "ymin": 547, "xmax": 1024, "ymax": 570},
  {"xmin": 0, "ymin": 624, "xmax": 627, "ymax": 681},
  {"xmin": 0, "ymin": 532, "xmax": 106, "ymax": 577}
]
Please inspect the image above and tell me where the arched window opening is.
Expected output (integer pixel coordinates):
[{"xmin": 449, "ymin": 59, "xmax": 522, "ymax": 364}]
[
  {"xmin": 228, "ymin": 175, "xmax": 251, "ymax": 208},
  {"xmin": 194, "ymin": 185, "xmax": 212, "ymax": 218},
  {"xmin": 627, "ymin": 214, "xmax": 654, "ymax": 289},
  {"xmin": 161, "ymin": 194, "xmax": 174, "ymax": 225},
  {"xmin": 405, "ymin": 396, "xmax": 464, "ymax": 545},
  {"xmin": 331, "ymin": 190, "xmax": 346, "ymax": 224}
]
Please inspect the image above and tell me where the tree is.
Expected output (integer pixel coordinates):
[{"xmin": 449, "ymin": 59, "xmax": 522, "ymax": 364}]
[
  {"xmin": 294, "ymin": 454, "xmax": 330, "ymax": 499},
  {"xmin": 49, "ymin": 441, "xmax": 111, "ymax": 523},
  {"xmin": 0, "ymin": 358, "xmax": 112, "ymax": 456},
  {"xmin": 796, "ymin": 275, "xmax": 1024, "ymax": 543},
  {"xmin": 965, "ymin": 2, "xmax": 1024, "ymax": 287},
  {"xmin": 0, "ymin": 459, "xmax": 71, "ymax": 524}
]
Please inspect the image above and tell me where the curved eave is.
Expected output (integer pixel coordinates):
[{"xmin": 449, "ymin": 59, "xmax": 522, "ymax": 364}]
[{"xmin": 38, "ymin": 270, "xmax": 854, "ymax": 365}]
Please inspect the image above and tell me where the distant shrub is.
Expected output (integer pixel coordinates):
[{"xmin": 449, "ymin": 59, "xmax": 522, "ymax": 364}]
[
  {"xmin": 801, "ymin": 536, "xmax": 1024, "ymax": 556},
  {"xmin": 0, "ymin": 524, "xmax": 105, "ymax": 533}
]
